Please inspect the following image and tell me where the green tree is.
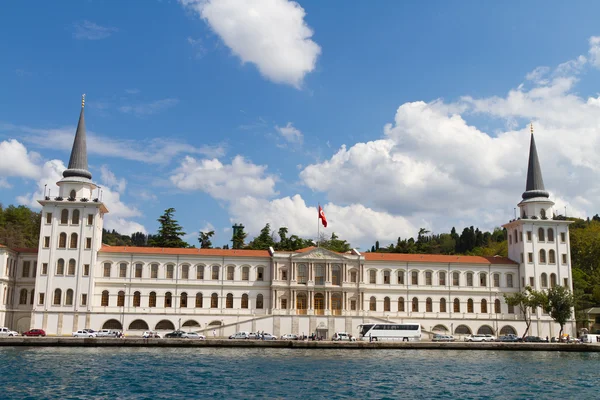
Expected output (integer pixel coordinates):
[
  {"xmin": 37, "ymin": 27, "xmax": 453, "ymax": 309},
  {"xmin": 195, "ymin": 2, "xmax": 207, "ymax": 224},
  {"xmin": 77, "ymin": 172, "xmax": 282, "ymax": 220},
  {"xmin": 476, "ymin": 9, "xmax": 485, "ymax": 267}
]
[
  {"xmin": 149, "ymin": 208, "xmax": 188, "ymax": 248},
  {"xmin": 198, "ymin": 230, "xmax": 215, "ymax": 249},
  {"xmin": 248, "ymin": 223, "xmax": 276, "ymax": 250},
  {"xmin": 504, "ymin": 286, "xmax": 546, "ymax": 339},
  {"xmin": 231, "ymin": 224, "xmax": 247, "ymax": 249},
  {"xmin": 320, "ymin": 232, "xmax": 352, "ymax": 253},
  {"xmin": 544, "ymin": 285, "xmax": 575, "ymax": 337}
]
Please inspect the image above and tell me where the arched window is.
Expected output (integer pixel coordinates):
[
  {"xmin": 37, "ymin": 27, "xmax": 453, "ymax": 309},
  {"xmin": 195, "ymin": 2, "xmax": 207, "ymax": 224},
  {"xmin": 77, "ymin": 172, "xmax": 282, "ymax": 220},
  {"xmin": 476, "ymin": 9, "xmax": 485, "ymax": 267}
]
[
  {"xmin": 297, "ymin": 264, "xmax": 306, "ymax": 283},
  {"xmin": 59, "ymin": 233, "xmax": 67, "ymax": 248},
  {"xmin": 480, "ymin": 273, "xmax": 487, "ymax": 287},
  {"xmin": 547, "ymin": 228, "xmax": 554, "ymax": 242},
  {"xmin": 481, "ymin": 299, "xmax": 487, "ymax": 313},
  {"xmin": 398, "ymin": 297, "xmax": 405, "ymax": 312},
  {"xmin": 56, "ymin": 259, "xmax": 65, "ymax": 275},
  {"xmin": 412, "ymin": 297, "xmax": 419, "ymax": 312},
  {"xmin": 19, "ymin": 289, "xmax": 27, "ymax": 304},
  {"xmin": 549, "ymin": 250, "xmax": 556, "ymax": 264},
  {"xmin": 493, "ymin": 274, "xmax": 500, "ymax": 287},
  {"xmin": 256, "ymin": 294, "xmax": 264, "ymax": 309},
  {"xmin": 226, "ymin": 293, "xmax": 233, "ymax": 308},
  {"xmin": 411, "ymin": 271, "xmax": 419, "ymax": 285},
  {"xmin": 212, "ymin": 265, "xmax": 219, "ymax": 280},
  {"xmin": 425, "ymin": 271, "xmax": 432, "ymax": 285},
  {"xmin": 453, "ymin": 272, "xmax": 460, "ymax": 286},
  {"xmin": 72, "ymin": 209, "xmax": 80, "ymax": 225},
  {"xmin": 166, "ymin": 265, "xmax": 174, "ymax": 279},
  {"xmin": 53, "ymin": 289, "xmax": 62, "ymax": 305},
  {"xmin": 440, "ymin": 298, "xmax": 447, "ymax": 313},
  {"xmin": 466, "ymin": 273, "xmax": 473, "ymax": 287},
  {"xmin": 66, "ymin": 259, "xmax": 75, "ymax": 275},
  {"xmin": 119, "ymin": 263, "xmax": 127, "ymax": 278},
  {"xmin": 151, "ymin": 264, "xmax": 158, "ymax": 279},
  {"xmin": 196, "ymin": 265, "xmax": 204, "ymax": 280},
  {"xmin": 164, "ymin": 292, "xmax": 172, "ymax": 308},
  {"xmin": 195, "ymin": 293, "xmax": 203, "ymax": 308},
  {"xmin": 69, "ymin": 190, "xmax": 76, "ymax": 199},
  {"xmin": 426, "ymin": 297, "xmax": 433, "ymax": 312},
  {"xmin": 149, "ymin": 292, "xmax": 156, "ymax": 307},
  {"xmin": 384, "ymin": 297, "xmax": 390, "ymax": 311},
  {"xmin": 70, "ymin": 233, "xmax": 78, "ymax": 248},
  {"xmin": 101, "ymin": 290, "xmax": 109, "ymax": 307},
  {"xmin": 383, "ymin": 270, "xmax": 390, "ymax": 284},
  {"xmin": 296, "ymin": 293, "xmax": 307, "ymax": 310},
  {"xmin": 60, "ymin": 209, "xmax": 69, "ymax": 224},
  {"xmin": 180, "ymin": 292, "xmax": 188, "ymax": 308},
  {"xmin": 541, "ymin": 273, "xmax": 548, "ymax": 288},
  {"xmin": 539, "ymin": 249, "xmax": 546, "ymax": 263},
  {"xmin": 133, "ymin": 291, "xmax": 141, "ymax": 307},
  {"xmin": 182, "ymin": 265, "xmax": 189, "ymax": 279},
  {"xmin": 467, "ymin": 298, "xmax": 474, "ymax": 313},
  {"xmin": 227, "ymin": 266, "xmax": 234, "ymax": 280},
  {"xmin": 369, "ymin": 270, "xmax": 376, "ymax": 284},
  {"xmin": 538, "ymin": 227, "xmax": 545, "ymax": 242},
  {"xmin": 117, "ymin": 291, "xmax": 125, "ymax": 307},
  {"xmin": 257, "ymin": 267, "xmax": 264, "ymax": 281},
  {"xmin": 241, "ymin": 294, "xmax": 248, "ymax": 309},
  {"xmin": 369, "ymin": 296, "xmax": 376, "ymax": 311},
  {"xmin": 495, "ymin": 299, "xmax": 501, "ymax": 313},
  {"xmin": 211, "ymin": 293, "xmax": 218, "ymax": 308},
  {"xmin": 454, "ymin": 298, "xmax": 460, "ymax": 313},
  {"xmin": 439, "ymin": 271, "xmax": 446, "ymax": 286}
]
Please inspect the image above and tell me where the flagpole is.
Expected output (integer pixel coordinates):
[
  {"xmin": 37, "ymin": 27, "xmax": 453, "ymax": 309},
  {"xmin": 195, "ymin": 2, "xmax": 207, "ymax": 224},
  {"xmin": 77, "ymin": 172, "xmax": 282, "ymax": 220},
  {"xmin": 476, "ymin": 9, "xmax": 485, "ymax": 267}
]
[{"xmin": 317, "ymin": 203, "xmax": 320, "ymax": 247}]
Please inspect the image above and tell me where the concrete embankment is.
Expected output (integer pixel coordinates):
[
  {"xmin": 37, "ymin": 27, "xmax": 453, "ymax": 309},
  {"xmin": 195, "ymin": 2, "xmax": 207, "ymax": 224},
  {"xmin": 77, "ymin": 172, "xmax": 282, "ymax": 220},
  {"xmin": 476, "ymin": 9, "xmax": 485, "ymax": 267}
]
[{"xmin": 1, "ymin": 338, "xmax": 600, "ymax": 352}]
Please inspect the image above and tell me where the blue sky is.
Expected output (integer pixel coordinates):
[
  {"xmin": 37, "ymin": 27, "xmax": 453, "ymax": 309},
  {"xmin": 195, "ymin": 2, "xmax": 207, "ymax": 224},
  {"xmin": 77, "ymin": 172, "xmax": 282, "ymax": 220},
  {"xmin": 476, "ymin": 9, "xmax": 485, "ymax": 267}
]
[{"xmin": 2, "ymin": 0, "xmax": 600, "ymax": 249}]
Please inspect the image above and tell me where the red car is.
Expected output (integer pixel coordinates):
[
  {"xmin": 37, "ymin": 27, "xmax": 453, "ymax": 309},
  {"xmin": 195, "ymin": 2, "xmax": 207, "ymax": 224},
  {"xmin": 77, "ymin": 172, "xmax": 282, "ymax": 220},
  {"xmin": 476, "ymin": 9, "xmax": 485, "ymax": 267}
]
[{"xmin": 22, "ymin": 329, "xmax": 46, "ymax": 337}]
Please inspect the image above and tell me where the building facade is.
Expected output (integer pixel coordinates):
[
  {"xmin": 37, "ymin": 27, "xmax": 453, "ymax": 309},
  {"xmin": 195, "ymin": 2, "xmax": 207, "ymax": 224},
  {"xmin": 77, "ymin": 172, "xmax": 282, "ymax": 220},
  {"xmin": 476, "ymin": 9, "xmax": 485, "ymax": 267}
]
[{"xmin": 0, "ymin": 103, "xmax": 576, "ymax": 338}]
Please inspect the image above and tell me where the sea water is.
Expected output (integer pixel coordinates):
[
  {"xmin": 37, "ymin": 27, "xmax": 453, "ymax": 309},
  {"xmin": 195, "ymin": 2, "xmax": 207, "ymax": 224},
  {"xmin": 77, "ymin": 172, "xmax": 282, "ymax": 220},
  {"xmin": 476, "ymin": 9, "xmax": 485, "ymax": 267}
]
[{"xmin": 1, "ymin": 347, "xmax": 596, "ymax": 399}]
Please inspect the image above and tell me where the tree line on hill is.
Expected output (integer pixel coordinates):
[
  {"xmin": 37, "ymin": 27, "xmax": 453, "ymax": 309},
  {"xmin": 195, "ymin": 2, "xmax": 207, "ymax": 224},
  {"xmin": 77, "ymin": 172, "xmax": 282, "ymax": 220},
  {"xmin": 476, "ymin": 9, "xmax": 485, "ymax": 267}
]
[{"xmin": 2, "ymin": 204, "xmax": 600, "ymax": 323}]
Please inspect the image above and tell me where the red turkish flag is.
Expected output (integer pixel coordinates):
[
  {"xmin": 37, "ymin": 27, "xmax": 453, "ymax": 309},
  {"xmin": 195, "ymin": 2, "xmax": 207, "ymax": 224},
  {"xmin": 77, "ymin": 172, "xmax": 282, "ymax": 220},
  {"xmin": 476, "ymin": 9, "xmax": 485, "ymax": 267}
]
[{"xmin": 318, "ymin": 205, "xmax": 327, "ymax": 228}]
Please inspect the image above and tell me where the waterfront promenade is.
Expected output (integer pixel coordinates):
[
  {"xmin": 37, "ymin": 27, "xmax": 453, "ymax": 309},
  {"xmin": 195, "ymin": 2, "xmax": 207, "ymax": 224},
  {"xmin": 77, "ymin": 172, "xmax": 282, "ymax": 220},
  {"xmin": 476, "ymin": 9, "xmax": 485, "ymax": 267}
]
[{"xmin": 1, "ymin": 337, "xmax": 599, "ymax": 351}]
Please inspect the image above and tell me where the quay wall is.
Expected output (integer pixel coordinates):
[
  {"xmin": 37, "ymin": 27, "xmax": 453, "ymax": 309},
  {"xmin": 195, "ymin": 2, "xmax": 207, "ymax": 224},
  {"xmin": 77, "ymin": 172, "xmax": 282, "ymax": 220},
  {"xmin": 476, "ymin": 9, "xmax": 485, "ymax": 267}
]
[{"xmin": 1, "ymin": 338, "xmax": 599, "ymax": 352}]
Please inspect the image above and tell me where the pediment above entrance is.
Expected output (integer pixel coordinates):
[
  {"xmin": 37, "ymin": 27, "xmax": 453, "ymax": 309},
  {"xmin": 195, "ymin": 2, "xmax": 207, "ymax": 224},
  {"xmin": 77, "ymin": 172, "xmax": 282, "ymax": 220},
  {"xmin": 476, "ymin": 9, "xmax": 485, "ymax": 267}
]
[{"xmin": 291, "ymin": 247, "xmax": 356, "ymax": 261}]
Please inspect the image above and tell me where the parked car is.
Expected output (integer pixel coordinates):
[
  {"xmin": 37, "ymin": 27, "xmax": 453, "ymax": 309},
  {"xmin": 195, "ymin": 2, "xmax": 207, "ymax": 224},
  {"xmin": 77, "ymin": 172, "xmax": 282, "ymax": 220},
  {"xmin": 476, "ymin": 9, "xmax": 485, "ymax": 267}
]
[
  {"xmin": 22, "ymin": 329, "xmax": 46, "ymax": 337},
  {"xmin": 230, "ymin": 331, "xmax": 250, "ymax": 339},
  {"xmin": 248, "ymin": 332, "xmax": 260, "ymax": 339},
  {"xmin": 523, "ymin": 336, "xmax": 548, "ymax": 343},
  {"xmin": 165, "ymin": 330, "xmax": 187, "ymax": 338},
  {"xmin": 261, "ymin": 333, "xmax": 277, "ymax": 340},
  {"xmin": 280, "ymin": 334, "xmax": 298, "ymax": 340},
  {"xmin": 142, "ymin": 331, "xmax": 161, "ymax": 338},
  {"xmin": 183, "ymin": 332, "xmax": 206, "ymax": 339},
  {"xmin": 0, "ymin": 327, "xmax": 19, "ymax": 337},
  {"xmin": 96, "ymin": 329, "xmax": 119, "ymax": 337},
  {"xmin": 432, "ymin": 334, "xmax": 455, "ymax": 342},
  {"xmin": 332, "ymin": 332, "xmax": 356, "ymax": 341},
  {"xmin": 496, "ymin": 334, "xmax": 520, "ymax": 342},
  {"xmin": 465, "ymin": 334, "xmax": 494, "ymax": 342},
  {"xmin": 73, "ymin": 330, "xmax": 97, "ymax": 338}
]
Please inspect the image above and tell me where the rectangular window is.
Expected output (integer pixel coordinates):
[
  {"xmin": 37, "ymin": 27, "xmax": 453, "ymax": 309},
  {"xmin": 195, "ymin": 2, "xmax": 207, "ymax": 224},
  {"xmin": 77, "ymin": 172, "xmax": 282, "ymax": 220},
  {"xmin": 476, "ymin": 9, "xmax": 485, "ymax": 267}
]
[
  {"xmin": 22, "ymin": 261, "xmax": 30, "ymax": 278},
  {"xmin": 281, "ymin": 270, "xmax": 287, "ymax": 281},
  {"xmin": 369, "ymin": 270, "xmax": 376, "ymax": 284},
  {"xmin": 103, "ymin": 263, "xmax": 111, "ymax": 278},
  {"xmin": 528, "ymin": 253, "xmax": 533, "ymax": 263},
  {"xmin": 425, "ymin": 271, "xmax": 432, "ymax": 285},
  {"xmin": 397, "ymin": 271, "xmax": 404, "ymax": 285},
  {"xmin": 81, "ymin": 294, "xmax": 87, "ymax": 306},
  {"xmin": 411, "ymin": 271, "xmax": 418, "ymax": 285},
  {"xmin": 212, "ymin": 266, "xmax": 219, "ymax": 280},
  {"xmin": 520, "ymin": 253, "xmax": 524, "ymax": 263},
  {"xmin": 151, "ymin": 264, "xmax": 158, "ymax": 279},
  {"xmin": 227, "ymin": 266, "xmax": 234, "ymax": 280},
  {"xmin": 527, "ymin": 231, "xmax": 532, "ymax": 241},
  {"xmin": 182, "ymin": 265, "xmax": 189, "ymax": 279},
  {"xmin": 350, "ymin": 300, "xmax": 356, "ymax": 311},
  {"xmin": 452, "ymin": 272, "xmax": 459, "ymax": 286},
  {"xmin": 562, "ymin": 254, "xmax": 567, "ymax": 264},
  {"xmin": 493, "ymin": 274, "xmax": 500, "ymax": 287},
  {"xmin": 529, "ymin": 277, "xmax": 535, "ymax": 287},
  {"xmin": 135, "ymin": 263, "xmax": 142, "ymax": 278},
  {"xmin": 46, "ymin": 212, "xmax": 52, "ymax": 224},
  {"xmin": 166, "ymin": 265, "xmax": 174, "ymax": 279},
  {"xmin": 38, "ymin": 293, "xmax": 45, "ymax": 305},
  {"xmin": 351, "ymin": 271, "xmax": 357, "ymax": 283},
  {"xmin": 508, "ymin": 304, "xmax": 515, "ymax": 314},
  {"xmin": 87, "ymin": 214, "xmax": 94, "ymax": 225},
  {"xmin": 197, "ymin": 266, "xmax": 204, "ymax": 280},
  {"xmin": 42, "ymin": 263, "xmax": 48, "ymax": 275},
  {"xmin": 383, "ymin": 272, "xmax": 390, "ymax": 284},
  {"xmin": 119, "ymin": 263, "xmax": 127, "ymax": 278},
  {"xmin": 507, "ymin": 274, "xmax": 513, "ymax": 288},
  {"xmin": 32, "ymin": 262, "xmax": 37, "ymax": 277},
  {"xmin": 467, "ymin": 273, "xmax": 473, "ymax": 287},
  {"xmin": 439, "ymin": 272, "xmax": 446, "ymax": 286},
  {"xmin": 43, "ymin": 237, "xmax": 50, "ymax": 248},
  {"xmin": 83, "ymin": 264, "xmax": 90, "ymax": 277},
  {"xmin": 480, "ymin": 274, "xmax": 487, "ymax": 287},
  {"xmin": 85, "ymin": 237, "xmax": 92, "ymax": 249},
  {"xmin": 522, "ymin": 277, "xmax": 525, "ymax": 288},
  {"xmin": 281, "ymin": 298, "xmax": 287, "ymax": 309},
  {"xmin": 257, "ymin": 268, "xmax": 264, "ymax": 281},
  {"xmin": 564, "ymin": 278, "xmax": 569, "ymax": 287},
  {"xmin": 560, "ymin": 232, "xmax": 566, "ymax": 243}
]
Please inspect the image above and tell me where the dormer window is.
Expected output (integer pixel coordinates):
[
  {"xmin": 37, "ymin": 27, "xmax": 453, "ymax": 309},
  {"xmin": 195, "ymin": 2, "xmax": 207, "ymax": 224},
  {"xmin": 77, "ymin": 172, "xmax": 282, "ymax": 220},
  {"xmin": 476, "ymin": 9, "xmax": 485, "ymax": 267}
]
[{"xmin": 540, "ymin": 209, "xmax": 546, "ymax": 219}]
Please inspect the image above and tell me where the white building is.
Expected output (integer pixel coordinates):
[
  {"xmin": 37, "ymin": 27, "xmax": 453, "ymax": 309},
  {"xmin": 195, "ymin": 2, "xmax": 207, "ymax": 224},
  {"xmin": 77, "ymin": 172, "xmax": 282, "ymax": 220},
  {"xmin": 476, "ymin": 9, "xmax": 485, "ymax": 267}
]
[{"xmin": 0, "ymin": 102, "xmax": 575, "ymax": 338}]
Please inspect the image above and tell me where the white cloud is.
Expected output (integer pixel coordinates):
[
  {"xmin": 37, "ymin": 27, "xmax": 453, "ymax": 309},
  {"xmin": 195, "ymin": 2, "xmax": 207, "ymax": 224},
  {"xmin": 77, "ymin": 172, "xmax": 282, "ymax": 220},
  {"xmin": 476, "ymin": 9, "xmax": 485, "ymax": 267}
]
[
  {"xmin": 119, "ymin": 98, "xmax": 179, "ymax": 116},
  {"xmin": 100, "ymin": 165, "xmax": 127, "ymax": 194},
  {"xmin": 276, "ymin": 122, "xmax": 303, "ymax": 143},
  {"xmin": 0, "ymin": 139, "xmax": 41, "ymax": 179},
  {"xmin": 104, "ymin": 218, "xmax": 147, "ymax": 235},
  {"xmin": 170, "ymin": 155, "xmax": 277, "ymax": 199},
  {"xmin": 16, "ymin": 159, "xmax": 66, "ymax": 208},
  {"xmin": 73, "ymin": 20, "xmax": 118, "ymax": 40},
  {"xmin": 181, "ymin": 0, "xmax": 321, "ymax": 88},
  {"xmin": 0, "ymin": 178, "xmax": 10, "ymax": 188},
  {"xmin": 187, "ymin": 36, "xmax": 206, "ymax": 59},
  {"xmin": 589, "ymin": 36, "xmax": 600, "ymax": 68}
]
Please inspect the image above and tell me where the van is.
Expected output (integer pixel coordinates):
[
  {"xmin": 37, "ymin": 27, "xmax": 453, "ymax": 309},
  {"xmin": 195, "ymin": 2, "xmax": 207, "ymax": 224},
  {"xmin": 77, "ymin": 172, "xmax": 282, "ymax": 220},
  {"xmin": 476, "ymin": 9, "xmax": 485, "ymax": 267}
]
[
  {"xmin": 96, "ymin": 329, "xmax": 119, "ymax": 337},
  {"xmin": 332, "ymin": 332, "xmax": 355, "ymax": 341},
  {"xmin": 230, "ymin": 331, "xmax": 250, "ymax": 339},
  {"xmin": 0, "ymin": 327, "xmax": 19, "ymax": 337}
]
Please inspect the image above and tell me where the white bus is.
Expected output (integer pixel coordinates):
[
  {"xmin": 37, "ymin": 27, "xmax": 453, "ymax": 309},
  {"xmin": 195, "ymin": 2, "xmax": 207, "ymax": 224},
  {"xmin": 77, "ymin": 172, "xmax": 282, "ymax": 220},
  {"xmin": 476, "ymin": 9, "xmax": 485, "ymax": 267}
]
[
  {"xmin": 358, "ymin": 323, "xmax": 421, "ymax": 342},
  {"xmin": 581, "ymin": 334, "xmax": 600, "ymax": 343}
]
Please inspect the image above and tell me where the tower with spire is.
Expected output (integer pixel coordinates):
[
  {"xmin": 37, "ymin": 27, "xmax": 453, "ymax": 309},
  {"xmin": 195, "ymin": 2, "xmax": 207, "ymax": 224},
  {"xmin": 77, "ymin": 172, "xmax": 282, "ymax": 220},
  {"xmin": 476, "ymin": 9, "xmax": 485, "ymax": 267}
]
[
  {"xmin": 503, "ymin": 123, "xmax": 574, "ymax": 336},
  {"xmin": 32, "ymin": 96, "xmax": 109, "ymax": 334}
]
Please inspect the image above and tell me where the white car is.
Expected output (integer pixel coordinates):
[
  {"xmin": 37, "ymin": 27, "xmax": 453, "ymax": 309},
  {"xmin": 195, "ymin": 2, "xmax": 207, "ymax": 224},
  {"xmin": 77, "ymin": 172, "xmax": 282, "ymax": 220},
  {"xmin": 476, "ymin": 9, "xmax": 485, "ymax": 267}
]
[
  {"xmin": 261, "ymin": 333, "xmax": 277, "ymax": 340},
  {"xmin": 0, "ymin": 327, "xmax": 19, "ymax": 337},
  {"xmin": 229, "ymin": 331, "xmax": 250, "ymax": 339},
  {"xmin": 183, "ymin": 332, "xmax": 206, "ymax": 339},
  {"xmin": 465, "ymin": 334, "xmax": 495, "ymax": 342},
  {"xmin": 73, "ymin": 330, "xmax": 97, "ymax": 338},
  {"xmin": 280, "ymin": 334, "xmax": 298, "ymax": 340},
  {"xmin": 142, "ymin": 331, "xmax": 161, "ymax": 338},
  {"xmin": 332, "ymin": 332, "xmax": 356, "ymax": 341}
]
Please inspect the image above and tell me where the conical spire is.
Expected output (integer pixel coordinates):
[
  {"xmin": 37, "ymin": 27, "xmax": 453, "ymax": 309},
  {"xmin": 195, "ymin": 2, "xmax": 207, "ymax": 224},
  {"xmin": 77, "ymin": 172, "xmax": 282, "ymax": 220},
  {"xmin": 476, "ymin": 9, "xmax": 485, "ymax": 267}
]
[
  {"xmin": 62, "ymin": 95, "xmax": 92, "ymax": 180},
  {"xmin": 522, "ymin": 123, "xmax": 549, "ymax": 200}
]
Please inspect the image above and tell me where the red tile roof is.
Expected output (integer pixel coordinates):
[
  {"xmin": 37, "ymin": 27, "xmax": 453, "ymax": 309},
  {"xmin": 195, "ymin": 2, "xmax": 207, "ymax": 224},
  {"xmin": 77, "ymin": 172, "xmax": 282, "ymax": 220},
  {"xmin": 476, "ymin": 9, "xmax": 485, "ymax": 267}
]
[
  {"xmin": 295, "ymin": 246, "xmax": 317, "ymax": 253},
  {"xmin": 364, "ymin": 253, "xmax": 516, "ymax": 265},
  {"xmin": 100, "ymin": 246, "xmax": 270, "ymax": 258}
]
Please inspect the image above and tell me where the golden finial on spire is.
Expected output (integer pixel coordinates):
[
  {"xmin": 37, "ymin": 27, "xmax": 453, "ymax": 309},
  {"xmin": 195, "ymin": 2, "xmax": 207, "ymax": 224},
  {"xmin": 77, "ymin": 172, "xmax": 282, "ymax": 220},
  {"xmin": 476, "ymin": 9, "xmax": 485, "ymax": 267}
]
[
  {"xmin": 530, "ymin": 122, "xmax": 533, "ymax": 134},
  {"xmin": 82, "ymin": 94, "xmax": 86, "ymax": 108}
]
